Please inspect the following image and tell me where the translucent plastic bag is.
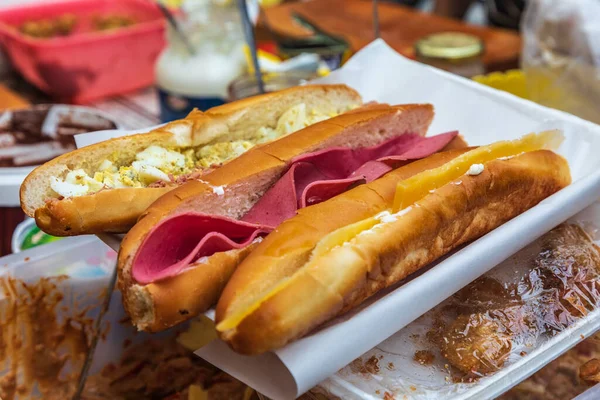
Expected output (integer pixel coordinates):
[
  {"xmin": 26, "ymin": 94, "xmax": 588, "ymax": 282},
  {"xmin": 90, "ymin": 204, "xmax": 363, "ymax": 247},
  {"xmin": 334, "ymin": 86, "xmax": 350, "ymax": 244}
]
[{"xmin": 521, "ymin": 0, "xmax": 600, "ymax": 124}]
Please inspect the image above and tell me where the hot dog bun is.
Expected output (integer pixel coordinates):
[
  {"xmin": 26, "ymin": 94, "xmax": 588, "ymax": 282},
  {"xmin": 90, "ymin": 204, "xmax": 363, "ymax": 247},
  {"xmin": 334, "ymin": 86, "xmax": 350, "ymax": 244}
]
[
  {"xmin": 21, "ymin": 84, "xmax": 361, "ymax": 236},
  {"xmin": 119, "ymin": 104, "xmax": 438, "ymax": 332},
  {"xmin": 216, "ymin": 136, "xmax": 571, "ymax": 354}
]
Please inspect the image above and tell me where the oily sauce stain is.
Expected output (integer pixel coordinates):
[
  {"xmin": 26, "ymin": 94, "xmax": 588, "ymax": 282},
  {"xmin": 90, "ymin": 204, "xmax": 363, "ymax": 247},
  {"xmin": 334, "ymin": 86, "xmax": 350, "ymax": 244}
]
[
  {"xmin": 0, "ymin": 276, "xmax": 253, "ymax": 400},
  {"xmin": 0, "ymin": 276, "xmax": 94, "ymax": 400},
  {"xmin": 413, "ymin": 350, "xmax": 435, "ymax": 365},
  {"xmin": 350, "ymin": 355, "xmax": 381, "ymax": 375}
]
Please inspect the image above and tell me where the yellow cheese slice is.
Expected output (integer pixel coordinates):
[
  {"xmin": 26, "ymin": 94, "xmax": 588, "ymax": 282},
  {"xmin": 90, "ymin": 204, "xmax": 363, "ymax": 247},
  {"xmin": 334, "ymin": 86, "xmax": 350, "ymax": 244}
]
[
  {"xmin": 393, "ymin": 130, "xmax": 563, "ymax": 211},
  {"xmin": 217, "ymin": 274, "xmax": 293, "ymax": 332},
  {"xmin": 243, "ymin": 387, "xmax": 255, "ymax": 400},
  {"xmin": 177, "ymin": 315, "xmax": 217, "ymax": 351},
  {"xmin": 187, "ymin": 384, "xmax": 209, "ymax": 400},
  {"xmin": 218, "ymin": 217, "xmax": 380, "ymax": 332},
  {"xmin": 311, "ymin": 216, "xmax": 380, "ymax": 258}
]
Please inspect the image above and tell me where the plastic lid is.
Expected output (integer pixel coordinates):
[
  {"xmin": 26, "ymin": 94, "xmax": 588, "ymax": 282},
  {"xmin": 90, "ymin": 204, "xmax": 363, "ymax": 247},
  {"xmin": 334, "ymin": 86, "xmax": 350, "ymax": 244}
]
[{"xmin": 415, "ymin": 32, "xmax": 484, "ymax": 60}]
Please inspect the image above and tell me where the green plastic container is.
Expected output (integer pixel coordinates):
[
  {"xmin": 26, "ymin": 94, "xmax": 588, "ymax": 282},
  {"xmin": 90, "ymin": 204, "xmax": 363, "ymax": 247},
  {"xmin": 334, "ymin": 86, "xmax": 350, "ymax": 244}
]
[{"xmin": 12, "ymin": 218, "xmax": 62, "ymax": 253}]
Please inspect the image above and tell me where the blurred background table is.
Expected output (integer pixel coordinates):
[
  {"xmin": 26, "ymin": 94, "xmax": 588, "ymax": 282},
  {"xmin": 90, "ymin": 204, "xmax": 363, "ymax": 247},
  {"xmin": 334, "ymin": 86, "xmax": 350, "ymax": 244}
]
[
  {"xmin": 0, "ymin": 73, "xmax": 160, "ymax": 257},
  {"xmin": 0, "ymin": 83, "xmax": 29, "ymax": 256},
  {"xmin": 0, "ymin": 0, "xmax": 523, "ymax": 257},
  {"xmin": 263, "ymin": 0, "xmax": 521, "ymax": 71}
]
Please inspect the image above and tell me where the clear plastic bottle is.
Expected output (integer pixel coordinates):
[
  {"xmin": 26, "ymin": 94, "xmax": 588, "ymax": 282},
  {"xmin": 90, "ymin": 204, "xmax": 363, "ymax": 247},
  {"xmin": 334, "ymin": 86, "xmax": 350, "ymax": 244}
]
[{"xmin": 155, "ymin": 0, "xmax": 251, "ymax": 122}]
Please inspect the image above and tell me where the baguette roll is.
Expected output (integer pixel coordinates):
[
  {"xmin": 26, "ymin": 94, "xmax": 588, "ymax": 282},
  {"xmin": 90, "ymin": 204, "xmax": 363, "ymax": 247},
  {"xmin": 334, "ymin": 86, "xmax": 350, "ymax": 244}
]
[
  {"xmin": 119, "ymin": 104, "xmax": 442, "ymax": 332},
  {"xmin": 21, "ymin": 84, "xmax": 361, "ymax": 236},
  {"xmin": 216, "ymin": 134, "xmax": 571, "ymax": 355}
]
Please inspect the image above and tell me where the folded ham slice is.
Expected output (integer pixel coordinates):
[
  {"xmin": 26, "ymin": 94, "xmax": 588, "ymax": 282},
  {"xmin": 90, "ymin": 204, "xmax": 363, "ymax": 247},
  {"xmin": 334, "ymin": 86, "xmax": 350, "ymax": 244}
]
[
  {"xmin": 243, "ymin": 131, "xmax": 459, "ymax": 225},
  {"xmin": 132, "ymin": 131, "xmax": 458, "ymax": 284},
  {"xmin": 132, "ymin": 215, "xmax": 272, "ymax": 283}
]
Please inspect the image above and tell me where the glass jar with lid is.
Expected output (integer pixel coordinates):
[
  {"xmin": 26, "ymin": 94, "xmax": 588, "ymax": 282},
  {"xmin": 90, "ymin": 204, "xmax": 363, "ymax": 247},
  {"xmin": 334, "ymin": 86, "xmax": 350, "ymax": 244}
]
[
  {"xmin": 228, "ymin": 71, "xmax": 318, "ymax": 101},
  {"xmin": 415, "ymin": 32, "xmax": 485, "ymax": 78},
  {"xmin": 155, "ymin": 0, "xmax": 258, "ymax": 122}
]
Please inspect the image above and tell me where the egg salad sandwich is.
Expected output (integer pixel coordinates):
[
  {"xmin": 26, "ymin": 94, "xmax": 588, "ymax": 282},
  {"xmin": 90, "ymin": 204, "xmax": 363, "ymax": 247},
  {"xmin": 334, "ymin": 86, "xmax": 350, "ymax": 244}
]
[
  {"xmin": 118, "ymin": 103, "xmax": 470, "ymax": 332},
  {"xmin": 20, "ymin": 85, "xmax": 361, "ymax": 236},
  {"xmin": 215, "ymin": 131, "xmax": 570, "ymax": 355}
]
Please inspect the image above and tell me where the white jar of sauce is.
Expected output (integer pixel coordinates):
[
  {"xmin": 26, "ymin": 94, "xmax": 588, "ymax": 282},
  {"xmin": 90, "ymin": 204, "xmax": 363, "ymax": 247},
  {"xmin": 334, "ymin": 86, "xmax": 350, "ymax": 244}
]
[{"xmin": 156, "ymin": 0, "xmax": 254, "ymax": 122}]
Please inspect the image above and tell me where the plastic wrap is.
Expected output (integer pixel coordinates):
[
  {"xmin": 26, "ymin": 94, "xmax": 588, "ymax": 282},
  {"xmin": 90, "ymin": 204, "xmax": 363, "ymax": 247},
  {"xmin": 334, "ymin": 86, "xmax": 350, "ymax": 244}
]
[
  {"xmin": 521, "ymin": 0, "xmax": 600, "ymax": 124},
  {"xmin": 0, "ymin": 237, "xmax": 115, "ymax": 399},
  {"xmin": 574, "ymin": 383, "xmax": 600, "ymax": 400},
  {"xmin": 499, "ymin": 331, "xmax": 600, "ymax": 400},
  {"xmin": 430, "ymin": 224, "xmax": 600, "ymax": 378}
]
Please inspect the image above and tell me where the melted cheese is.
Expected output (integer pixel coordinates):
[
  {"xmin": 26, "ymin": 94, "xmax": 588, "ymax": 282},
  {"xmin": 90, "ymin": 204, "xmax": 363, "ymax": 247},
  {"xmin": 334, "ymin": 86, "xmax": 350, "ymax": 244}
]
[
  {"xmin": 392, "ymin": 130, "xmax": 563, "ymax": 212},
  {"xmin": 217, "ymin": 276, "xmax": 293, "ymax": 332},
  {"xmin": 311, "ymin": 216, "xmax": 380, "ymax": 259}
]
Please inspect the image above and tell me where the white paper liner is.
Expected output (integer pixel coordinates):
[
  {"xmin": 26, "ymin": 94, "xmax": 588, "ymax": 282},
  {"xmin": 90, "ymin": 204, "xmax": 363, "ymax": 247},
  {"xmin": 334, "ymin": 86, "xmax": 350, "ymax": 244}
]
[{"xmin": 85, "ymin": 39, "xmax": 600, "ymax": 399}]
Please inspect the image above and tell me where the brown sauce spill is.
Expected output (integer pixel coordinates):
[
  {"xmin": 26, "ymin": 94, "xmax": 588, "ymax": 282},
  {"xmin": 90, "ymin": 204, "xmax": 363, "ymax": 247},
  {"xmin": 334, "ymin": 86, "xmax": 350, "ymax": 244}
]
[
  {"xmin": 350, "ymin": 355, "xmax": 381, "ymax": 375},
  {"xmin": 365, "ymin": 356, "xmax": 381, "ymax": 374},
  {"xmin": 428, "ymin": 224, "xmax": 600, "ymax": 382},
  {"xmin": 0, "ymin": 276, "xmax": 93, "ymax": 400},
  {"xmin": 0, "ymin": 276, "xmax": 254, "ymax": 400},
  {"xmin": 499, "ymin": 333, "xmax": 600, "ymax": 400},
  {"xmin": 82, "ymin": 339, "xmax": 249, "ymax": 400},
  {"xmin": 383, "ymin": 391, "xmax": 395, "ymax": 400},
  {"xmin": 413, "ymin": 350, "xmax": 435, "ymax": 365}
]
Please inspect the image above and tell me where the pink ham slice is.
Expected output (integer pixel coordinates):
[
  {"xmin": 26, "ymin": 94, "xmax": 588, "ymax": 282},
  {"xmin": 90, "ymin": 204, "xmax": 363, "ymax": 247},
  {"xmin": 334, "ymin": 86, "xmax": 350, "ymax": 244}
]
[
  {"xmin": 132, "ymin": 131, "xmax": 458, "ymax": 284},
  {"xmin": 133, "ymin": 215, "xmax": 272, "ymax": 283},
  {"xmin": 242, "ymin": 131, "xmax": 458, "ymax": 224}
]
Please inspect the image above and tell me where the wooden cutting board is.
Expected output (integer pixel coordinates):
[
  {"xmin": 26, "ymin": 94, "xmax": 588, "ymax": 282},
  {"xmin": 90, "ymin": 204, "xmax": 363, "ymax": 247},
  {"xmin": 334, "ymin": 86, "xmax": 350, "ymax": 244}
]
[{"xmin": 264, "ymin": 0, "xmax": 522, "ymax": 71}]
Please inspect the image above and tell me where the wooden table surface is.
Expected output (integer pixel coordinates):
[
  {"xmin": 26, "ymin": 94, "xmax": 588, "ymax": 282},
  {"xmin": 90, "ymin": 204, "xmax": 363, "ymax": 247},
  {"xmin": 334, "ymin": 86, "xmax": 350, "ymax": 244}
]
[
  {"xmin": 264, "ymin": 0, "xmax": 522, "ymax": 71},
  {"xmin": 0, "ymin": 83, "xmax": 29, "ymax": 256}
]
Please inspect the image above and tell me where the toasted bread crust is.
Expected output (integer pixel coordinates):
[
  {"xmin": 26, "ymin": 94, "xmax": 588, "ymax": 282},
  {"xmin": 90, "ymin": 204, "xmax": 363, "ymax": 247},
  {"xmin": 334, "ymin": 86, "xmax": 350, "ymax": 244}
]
[
  {"xmin": 217, "ymin": 150, "xmax": 571, "ymax": 354},
  {"xmin": 35, "ymin": 187, "xmax": 174, "ymax": 235},
  {"xmin": 128, "ymin": 243, "xmax": 258, "ymax": 332}
]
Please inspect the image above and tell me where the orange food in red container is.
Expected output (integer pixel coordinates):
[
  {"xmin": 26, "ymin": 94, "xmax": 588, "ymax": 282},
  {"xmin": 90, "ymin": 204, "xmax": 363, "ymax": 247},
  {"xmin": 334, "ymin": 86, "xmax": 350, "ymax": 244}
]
[{"xmin": 0, "ymin": 0, "xmax": 166, "ymax": 103}]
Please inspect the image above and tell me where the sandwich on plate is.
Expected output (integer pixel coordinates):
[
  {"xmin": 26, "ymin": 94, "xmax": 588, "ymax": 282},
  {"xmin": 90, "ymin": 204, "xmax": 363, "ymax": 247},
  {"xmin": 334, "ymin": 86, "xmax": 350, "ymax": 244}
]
[{"xmin": 118, "ymin": 101, "xmax": 467, "ymax": 332}]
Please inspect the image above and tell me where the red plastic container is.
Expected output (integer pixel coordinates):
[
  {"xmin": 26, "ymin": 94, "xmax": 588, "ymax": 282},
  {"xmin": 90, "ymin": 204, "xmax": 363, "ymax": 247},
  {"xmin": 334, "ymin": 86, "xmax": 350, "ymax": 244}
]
[{"xmin": 0, "ymin": 0, "xmax": 166, "ymax": 103}]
